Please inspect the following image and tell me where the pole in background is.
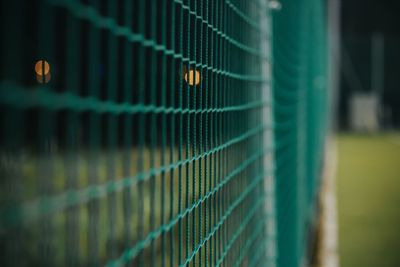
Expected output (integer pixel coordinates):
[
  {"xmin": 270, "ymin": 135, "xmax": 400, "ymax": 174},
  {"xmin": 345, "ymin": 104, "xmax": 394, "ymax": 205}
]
[
  {"xmin": 371, "ymin": 32, "xmax": 384, "ymax": 99},
  {"xmin": 371, "ymin": 32, "xmax": 391, "ymax": 129}
]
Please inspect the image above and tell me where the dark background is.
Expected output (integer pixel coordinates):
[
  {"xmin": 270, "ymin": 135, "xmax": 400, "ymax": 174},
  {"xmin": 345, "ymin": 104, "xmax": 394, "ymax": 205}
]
[{"xmin": 339, "ymin": 0, "xmax": 400, "ymax": 129}]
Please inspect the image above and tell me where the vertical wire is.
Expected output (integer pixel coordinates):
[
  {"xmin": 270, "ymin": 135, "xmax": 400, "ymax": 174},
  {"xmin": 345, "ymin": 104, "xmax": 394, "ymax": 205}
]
[
  {"xmin": 122, "ymin": 0, "xmax": 133, "ymax": 263},
  {"xmin": 228, "ymin": 1, "xmax": 234, "ymax": 264},
  {"xmin": 198, "ymin": 0, "xmax": 204, "ymax": 266},
  {"xmin": 217, "ymin": 0, "xmax": 223, "ymax": 263},
  {"xmin": 205, "ymin": 1, "xmax": 211, "ymax": 267},
  {"xmin": 243, "ymin": 1, "xmax": 248, "ymax": 263},
  {"xmin": 169, "ymin": 1, "xmax": 177, "ymax": 266},
  {"xmin": 38, "ymin": 2, "xmax": 55, "ymax": 265},
  {"xmin": 160, "ymin": 0, "xmax": 168, "ymax": 265},
  {"xmin": 191, "ymin": 0, "xmax": 198, "ymax": 266},
  {"xmin": 218, "ymin": 0, "xmax": 224, "ymax": 263},
  {"xmin": 87, "ymin": 0, "xmax": 101, "ymax": 264},
  {"xmin": 211, "ymin": 0, "xmax": 218, "ymax": 264},
  {"xmin": 65, "ymin": 6, "xmax": 80, "ymax": 265},
  {"xmin": 248, "ymin": 0, "xmax": 254, "ymax": 265},
  {"xmin": 178, "ymin": 0, "xmax": 184, "ymax": 264},
  {"xmin": 215, "ymin": 0, "xmax": 223, "ymax": 265},
  {"xmin": 136, "ymin": 0, "xmax": 146, "ymax": 265},
  {"xmin": 225, "ymin": 0, "xmax": 231, "ymax": 262},
  {"xmin": 106, "ymin": 0, "xmax": 118, "ymax": 260},
  {"xmin": 223, "ymin": 1, "xmax": 230, "ymax": 265},
  {"xmin": 185, "ymin": 0, "xmax": 192, "ymax": 261},
  {"xmin": 149, "ymin": 0, "xmax": 158, "ymax": 265}
]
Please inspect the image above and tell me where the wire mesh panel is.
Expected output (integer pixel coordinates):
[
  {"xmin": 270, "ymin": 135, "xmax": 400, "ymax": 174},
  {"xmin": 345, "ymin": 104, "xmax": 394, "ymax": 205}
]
[
  {"xmin": 0, "ymin": 0, "xmax": 276, "ymax": 266},
  {"xmin": 272, "ymin": 0, "xmax": 328, "ymax": 266}
]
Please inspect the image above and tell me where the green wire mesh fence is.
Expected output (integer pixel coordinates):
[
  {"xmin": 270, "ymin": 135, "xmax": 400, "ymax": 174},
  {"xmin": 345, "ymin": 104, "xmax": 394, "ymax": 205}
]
[
  {"xmin": 0, "ymin": 0, "xmax": 329, "ymax": 266},
  {"xmin": 272, "ymin": 0, "xmax": 328, "ymax": 266}
]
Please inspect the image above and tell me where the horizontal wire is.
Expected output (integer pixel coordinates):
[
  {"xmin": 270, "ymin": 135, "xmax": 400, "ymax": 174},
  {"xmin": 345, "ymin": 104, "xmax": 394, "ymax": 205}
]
[
  {"xmin": 0, "ymin": 82, "xmax": 269, "ymax": 114},
  {"xmin": 226, "ymin": 0, "xmax": 268, "ymax": 35}
]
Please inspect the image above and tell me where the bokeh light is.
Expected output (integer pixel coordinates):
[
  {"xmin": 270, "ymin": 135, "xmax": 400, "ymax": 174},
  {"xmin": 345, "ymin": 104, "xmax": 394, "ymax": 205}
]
[{"xmin": 184, "ymin": 69, "xmax": 200, "ymax": 86}]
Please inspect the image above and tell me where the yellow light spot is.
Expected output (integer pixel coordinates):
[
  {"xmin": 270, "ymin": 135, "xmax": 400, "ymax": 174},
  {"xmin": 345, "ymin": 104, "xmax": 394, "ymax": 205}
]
[
  {"xmin": 35, "ymin": 60, "xmax": 50, "ymax": 76},
  {"xmin": 184, "ymin": 69, "xmax": 200, "ymax": 86}
]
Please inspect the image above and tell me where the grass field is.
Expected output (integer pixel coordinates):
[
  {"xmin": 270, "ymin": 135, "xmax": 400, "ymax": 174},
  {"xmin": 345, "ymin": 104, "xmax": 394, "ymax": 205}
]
[{"xmin": 337, "ymin": 133, "xmax": 400, "ymax": 267}]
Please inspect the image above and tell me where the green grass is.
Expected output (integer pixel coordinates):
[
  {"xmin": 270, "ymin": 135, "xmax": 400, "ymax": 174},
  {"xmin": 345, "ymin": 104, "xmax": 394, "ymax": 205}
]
[{"xmin": 337, "ymin": 133, "xmax": 400, "ymax": 267}]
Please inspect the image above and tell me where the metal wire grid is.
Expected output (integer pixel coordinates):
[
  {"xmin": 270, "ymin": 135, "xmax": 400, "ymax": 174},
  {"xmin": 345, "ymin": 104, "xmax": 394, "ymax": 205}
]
[{"xmin": 0, "ymin": 0, "xmax": 276, "ymax": 266}]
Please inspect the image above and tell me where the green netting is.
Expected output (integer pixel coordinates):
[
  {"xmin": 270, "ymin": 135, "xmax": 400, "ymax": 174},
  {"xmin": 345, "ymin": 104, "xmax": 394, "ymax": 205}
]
[
  {"xmin": 0, "ymin": 0, "xmax": 277, "ymax": 266},
  {"xmin": 0, "ymin": 0, "xmax": 329, "ymax": 266},
  {"xmin": 272, "ymin": 0, "xmax": 328, "ymax": 266}
]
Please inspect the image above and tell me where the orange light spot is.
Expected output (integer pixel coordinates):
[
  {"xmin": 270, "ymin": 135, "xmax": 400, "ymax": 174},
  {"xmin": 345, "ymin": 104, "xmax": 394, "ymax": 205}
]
[
  {"xmin": 184, "ymin": 70, "xmax": 200, "ymax": 86},
  {"xmin": 35, "ymin": 60, "xmax": 50, "ymax": 76}
]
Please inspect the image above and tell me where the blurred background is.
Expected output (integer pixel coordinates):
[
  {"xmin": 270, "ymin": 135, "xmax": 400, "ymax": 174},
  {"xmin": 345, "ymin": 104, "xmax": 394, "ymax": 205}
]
[
  {"xmin": 339, "ymin": 0, "xmax": 400, "ymax": 130},
  {"xmin": 336, "ymin": 0, "xmax": 400, "ymax": 266}
]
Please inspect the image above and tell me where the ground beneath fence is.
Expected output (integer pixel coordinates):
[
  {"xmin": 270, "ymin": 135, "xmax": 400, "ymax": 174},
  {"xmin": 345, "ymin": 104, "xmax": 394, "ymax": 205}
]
[{"xmin": 337, "ymin": 133, "xmax": 400, "ymax": 267}]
